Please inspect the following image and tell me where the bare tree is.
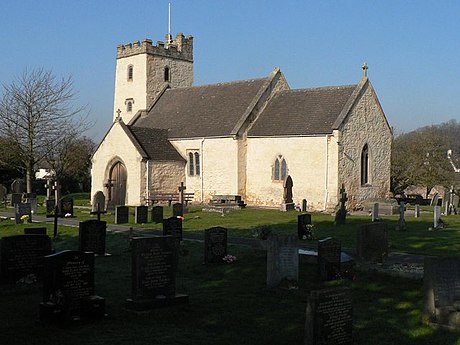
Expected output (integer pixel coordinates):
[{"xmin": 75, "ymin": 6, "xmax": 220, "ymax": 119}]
[{"xmin": 0, "ymin": 68, "xmax": 89, "ymax": 193}]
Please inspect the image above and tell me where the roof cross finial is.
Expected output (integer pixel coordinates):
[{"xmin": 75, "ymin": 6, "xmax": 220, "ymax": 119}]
[
  {"xmin": 362, "ymin": 62, "xmax": 368, "ymax": 77},
  {"xmin": 116, "ymin": 108, "xmax": 121, "ymax": 119}
]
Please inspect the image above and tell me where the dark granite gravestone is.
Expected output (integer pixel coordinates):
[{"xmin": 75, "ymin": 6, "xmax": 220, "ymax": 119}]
[
  {"xmin": 26, "ymin": 197, "xmax": 38, "ymax": 214},
  {"xmin": 356, "ymin": 223, "xmax": 388, "ymax": 263},
  {"xmin": 24, "ymin": 227, "xmax": 47, "ymax": 235},
  {"xmin": 298, "ymin": 213, "xmax": 312, "ymax": 240},
  {"xmin": 302, "ymin": 199, "xmax": 307, "ymax": 212},
  {"xmin": 46, "ymin": 199, "xmax": 55, "ymax": 217},
  {"xmin": 15, "ymin": 202, "xmax": 32, "ymax": 224},
  {"xmin": 11, "ymin": 179, "xmax": 25, "ymax": 194},
  {"xmin": 79, "ymin": 220, "xmax": 108, "ymax": 256},
  {"xmin": 305, "ymin": 286, "xmax": 353, "ymax": 345},
  {"xmin": 317, "ymin": 237, "xmax": 341, "ymax": 281},
  {"xmin": 11, "ymin": 193, "xmax": 22, "ymax": 206},
  {"xmin": 135, "ymin": 206, "xmax": 149, "ymax": 224},
  {"xmin": 204, "ymin": 227, "xmax": 228, "ymax": 264},
  {"xmin": 172, "ymin": 203, "xmax": 184, "ymax": 217},
  {"xmin": 423, "ymin": 257, "xmax": 460, "ymax": 330},
  {"xmin": 59, "ymin": 196, "xmax": 74, "ymax": 217},
  {"xmin": 125, "ymin": 236, "xmax": 188, "ymax": 311},
  {"xmin": 0, "ymin": 234, "xmax": 52, "ymax": 283},
  {"xmin": 39, "ymin": 250, "xmax": 105, "ymax": 322},
  {"xmin": 91, "ymin": 191, "xmax": 106, "ymax": 213},
  {"xmin": 281, "ymin": 175, "xmax": 295, "ymax": 211},
  {"xmin": 371, "ymin": 203, "xmax": 379, "ymax": 222},
  {"xmin": 115, "ymin": 205, "xmax": 129, "ymax": 224},
  {"xmin": 266, "ymin": 235, "xmax": 298, "ymax": 289},
  {"xmin": 151, "ymin": 206, "xmax": 164, "ymax": 223},
  {"xmin": 163, "ymin": 217, "xmax": 183, "ymax": 241}
]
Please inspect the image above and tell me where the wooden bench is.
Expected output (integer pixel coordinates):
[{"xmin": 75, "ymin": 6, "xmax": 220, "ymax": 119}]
[{"xmin": 149, "ymin": 192, "xmax": 194, "ymax": 206}]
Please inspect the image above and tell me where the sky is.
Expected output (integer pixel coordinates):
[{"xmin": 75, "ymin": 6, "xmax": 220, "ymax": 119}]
[{"xmin": 1, "ymin": 0, "xmax": 460, "ymax": 141}]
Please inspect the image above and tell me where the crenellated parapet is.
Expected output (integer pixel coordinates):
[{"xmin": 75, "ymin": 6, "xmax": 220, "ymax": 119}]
[{"xmin": 117, "ymin": 33, "xmax": 193, "ymax": 62}]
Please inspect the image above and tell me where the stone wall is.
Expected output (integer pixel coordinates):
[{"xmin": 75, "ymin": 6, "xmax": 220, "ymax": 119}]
[
  {"xmin": 338, "ymin": 80, "xmax": 392, "ymax": 209},
  {"xmin": 150, "ymin": 161, "xmax": 185, "ymax": 194}
]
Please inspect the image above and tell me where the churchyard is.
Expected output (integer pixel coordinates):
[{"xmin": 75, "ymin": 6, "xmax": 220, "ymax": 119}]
[{"xmin": 1, "ymin": 200, "xmax": 460, "ymax": 344}]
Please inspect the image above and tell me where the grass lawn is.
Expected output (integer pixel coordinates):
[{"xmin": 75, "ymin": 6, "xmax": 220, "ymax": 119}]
[{"xmin": 0, "ymin": 218, "xmax": 459, "ymax": 344}]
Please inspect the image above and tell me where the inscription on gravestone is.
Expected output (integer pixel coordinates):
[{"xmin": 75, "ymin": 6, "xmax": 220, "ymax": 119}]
[
  {"xmin": 151, "ymin": 206, "xmax": 164, "ymax": 223},
  {"xmin": 115, "ymin": 206, "xmax": 129, "ymax": 224},
  {"xmin": 15, "ymin": 202, "xmax": 32, "ymax": 224},
  {"xmin": 0, "ymin": 235, "xmax": 52, "ymax": 283},
  {"xmin": 204, "ymin": 227, "xmax": 228, "ymax": 264},
  {"xmin": 266, "ymin": 235, "xmax": 298, "ymax": 289},
  {"xmin": 356, "ymin": 223, "xmax": 388, "ymax": 263},
  {"xmin": 39, "ymin": 250, "xmax": 105, "ymax": 322},
  {"xmin": 79, "ymin": 220, "xmax": 108, "ymax": 256},
  {"xmin": 318, "ymin": 237, "xmax": 341, "ymax": 281},
  {"xmin": 59, "ymin": 196, "xmax": 74, "ymax": 217},
  {"xmin": 135, "ymin": 206, "xmax": 149, "ymax": 224},
  {"xmin": 305, "ymin": 286, "xmax": 353, "ymax": 345},
  {"xmin": 163, "ymin": 217, "xmax": 183, "ymax": 241}
]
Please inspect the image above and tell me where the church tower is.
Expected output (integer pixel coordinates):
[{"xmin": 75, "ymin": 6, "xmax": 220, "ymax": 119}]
[{"xmin": 113, "ymin": 33, "xmax": 194, "ymax": 123}]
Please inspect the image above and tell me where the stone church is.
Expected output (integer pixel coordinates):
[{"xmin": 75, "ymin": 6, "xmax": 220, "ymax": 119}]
[{"xmin": 91, "ymin": 32, "xmax": 392, "ymax": 211}]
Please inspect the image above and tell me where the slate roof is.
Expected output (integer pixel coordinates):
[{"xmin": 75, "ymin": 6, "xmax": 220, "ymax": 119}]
[
  {"xmin": 128, "ymin": 126, "xmax": 185, "ymax": 161},
  {"xmin": 132, "ymin": 77, "xmax": 269, "ymax": 138},
  {"xmin": 248, "ymin": 85, "xmax": 357, "ymax": 136}
]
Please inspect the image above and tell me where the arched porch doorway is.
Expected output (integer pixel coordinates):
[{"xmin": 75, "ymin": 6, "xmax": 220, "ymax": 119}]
[{"xmin": 109, "ymin": 161, "xmax": 127, "ymax": 206}]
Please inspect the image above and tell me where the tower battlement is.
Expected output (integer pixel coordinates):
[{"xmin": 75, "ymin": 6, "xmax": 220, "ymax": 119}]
[{"xmin": 116, "ymin": 33, "xmax": 193, "ymax": 62}]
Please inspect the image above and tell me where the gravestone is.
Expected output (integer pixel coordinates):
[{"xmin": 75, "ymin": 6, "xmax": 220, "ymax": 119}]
[
  {"xmin": 39, "ymin": 250, "xmax": 105, "ymax": 322},
  {"xmin": 24, "ymin": 227, "xmax": 47, "ymax": 235},
  {"xmin": 204, "ymin": 227, "xmax": 228, "ymax": 264},
  {"xmin": 371, "ymin": 203, "xmax": 379, "ymax": 222},
  {"xmin": 163, "ymin": 217, "xmax": 183, "ymax": 241},
  {"xmin": 302, "ymin": 199, "xmax": 307, "ymax": 212},
  {"xmin": 433, "ymin": 205, "xmax": 442, "ymax": 229},
  {"xmin": 46, "ymin": 199, "xmax": 56, "ymax": 217},
  {"xmin": 91, "ymin": 191, "xmax": 106, "ymax": 213},
  {"xmin": 0, "ymin": 234, "xmax": 52, "ymax": 283},
  {"xmin": 317, "ymin": 237, "xmax": 341, "ymax": 281},
  {"xmin": 11, "ymin": 193, "xmax": 22, "ymax": 206},
  {"xmin": 172, "ymin": 203, "xmax": 184, "ymax": 217},
  {"xmin": 79, "ymin": 220, "xmax": 108, "ymax": 256},
  {"xmin": 115, "ymin": 205, "xmax": 129, "ymax": 224},
  {"xmin": 135, "ymin": 206, "xmax": 149, "ymax": 224},
  {"xmin": 59, "ymin": 196, "xmax": 74, "ymax": 217},
  {"xmin": 266, "ymin": 235, "xmax": 298, "ymax": 289},
  {"xmin": 11, "ymin": 179, "xmax": 25, "ymax": 194},
  {"xmin": 423, "ymin": 257, "xmax": 460, "ymax": 330},
  {"xmin": 335, "ymin": 184, "xmax": 348, "ymax": 225},
  {"xmin": 396, "ymin": 201, "xmax": 407, "ymax": 231},
  {"xmin": 0, "ymin": 184, "xmax": 7, "ymax": 203},
  {"xmin": 356, "ymin": 222, "xmax": 388, "ymax": 263},
  {"xmin": 151, "ymin": 206, "xmax": 164, "ymax": 223},
  {"xmin": 26, "ymin": 197, "xmax": 38, "ymax": 214},
  {"xmin": 125, "ymin": 236, "xmax": 188, "ymax": 311},
  {"xmin": 298, "ymin": 214, "xmax": 312, "ymax": 240},
  {"xmin": 414, "ymin": 204, "xmax": 420, "ymax": 218},
  {"xmin": 305, "ymin": 286, "xmax": 353, "ymax": 345},
  {"xmin": 281, "ymin": 175, "xmax": 295, "ymax": 211},
  {"xmin": 15, "ymin": 202, "xmax": 32, "ymax": 224}
]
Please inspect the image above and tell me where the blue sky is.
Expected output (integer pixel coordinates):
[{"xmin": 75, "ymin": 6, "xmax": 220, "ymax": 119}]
[{"xmin": 1, "ymin": 1, "xmax": 459, "ymax": 141}]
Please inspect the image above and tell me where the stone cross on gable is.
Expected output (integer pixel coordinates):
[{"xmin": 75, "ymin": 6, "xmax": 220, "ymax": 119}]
[
  {"xmin": 178, "ymin": 182, "xmax": 186, "ymax": 204},
  {"xmin": 362, "ymin": 62, "xmax": 368, "ymax": 77},
  {"xmin": 116, "ymin": 108, "xmax": 121, "ymax": 119}
]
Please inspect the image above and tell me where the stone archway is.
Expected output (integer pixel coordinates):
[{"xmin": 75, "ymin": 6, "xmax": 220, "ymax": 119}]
[{"xmin": 109, "ymin": 161, "xmax": 127, "ymax": 206}]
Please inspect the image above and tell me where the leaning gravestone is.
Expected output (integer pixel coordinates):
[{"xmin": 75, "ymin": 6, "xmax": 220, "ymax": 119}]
[
  {"xmin": 115, "ymin": 205, "xmax": 129, "ymax": 224},
  {"xmin": 79, "ymin": 220, "xmax": 108, "ymax": 256},
  {"xmin": 266, "ymin": 235, "xmax": 298, "ymax": 289},
  {"xmin": 356, "ymin": 223, "xmax": 388, "ymax": 263},
  {"xmin": 59, "ymin": 196, "xmax": 74, "ymax": 217},
  {"xmin": 135, "ymin": 206, "xmax": 149, "ymax": 224},
  {"xmin": 204, "ymin": 227, "xmax": 227, "ymax": 264},
  {"xmin": 0, "ymin": 234, "xmax": 52, "ymax": 283},
  {"xmin": 91, "ymin": 191, "xmax": 106, "ymax": 213},
  {"xmin": 298, "ymin": 214, "xmax": 312, "ymax": 240},
  {"xmin": 15, "ymin": 202, "xmax": 32, "ymax": 224},
  {"xmin": 423, "ymin": 257, "xmax": 460, "ymax": 330},
  {"xmin": 24, "ymin": 227, "xmax": 47, "ymax": 235},
  {"xmin": 151, "ymin": 206, "xmax": 164, "ymax": 223},
  {"xmin": 163, "ymin": 217, "xmax": 183, "ymax": 241},
  {"xmin": 317, "ymin": 237, "xmax": 341, "ymax": 281},
  {"xmin": 305, "ymin": 286, "xmax": 353, "ymax": 345},
  {"xmin": 172, "ymin": 202, "xmax": 184, "ymax": 217},
  {"xmin": 39, "ymin": 250, "xmax": 105, "ymax": 322},
  {"xmin": 125, "ymin": 236, "xmax": 188, "ymax": 311}
]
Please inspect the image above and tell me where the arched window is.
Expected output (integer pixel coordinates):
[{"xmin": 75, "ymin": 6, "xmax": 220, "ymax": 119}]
[
  {"xmin": 188, "ymin": 152, "xmax": 194, "ymax": 176},
  {"xmin": 164, "ymin": 66, "xmax": 170, "ymax": 82},
  {"xmin": 194, "ymin": 152, "xmax": 200, "ymax": 176},
  {"xmin": 188, "ymin": 150, "xmax": 201, "ymax": 176},
  {"xmin": 127, "ymin": 65, "xmax": 133, "ymax": 81},
  {"xmin": 273, "ymin": 155, "xmax": 287, "ymax": 181},
  {"xmin": 361, "ymin": 144, "xmax": 369, "ymax": 185},
  {"xmin": 127, "ymin": 101, "xmax": 132, "ymax": 112}
]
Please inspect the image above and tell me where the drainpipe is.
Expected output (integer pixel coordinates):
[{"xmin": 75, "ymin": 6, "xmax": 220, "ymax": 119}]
[
  {"xmin": 145, "ymin": 160, "xmax": 150, "ymax": 205},
  {"xmin": 201, "ymin": 138, "xmax": 205, "ymax": 202},
  {"xmin": 324, "ymin": 135, "xmax": 330, "ymax": 211}
]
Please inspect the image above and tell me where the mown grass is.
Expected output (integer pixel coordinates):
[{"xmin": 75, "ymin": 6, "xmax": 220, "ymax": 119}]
[{"xmin": 0, "ymin": 218, "xmax": 460, "ymax": 345}]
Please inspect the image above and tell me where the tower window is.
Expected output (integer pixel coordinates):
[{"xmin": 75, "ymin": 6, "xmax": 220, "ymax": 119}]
[
  {"xmin": 127, "ymin": 65, "xmax": 133, "ymax": 81},
  {"xmin": 273, "ymin": 155, "xmax": 287, "ymax": 181},
  {"xmin": 361, "ymin": 144, "xmax": 370, "ymax": 185},
  {"xmin": 127, "ymin": 101, "xmax": 132, "ymax": 112},
  {"xmin": 188, "ymin": 150, "xmax": 200, "ymax": 176},
  {"xmin": 164, "ymin": 66, "xmax": 170, "ymax": 82}
]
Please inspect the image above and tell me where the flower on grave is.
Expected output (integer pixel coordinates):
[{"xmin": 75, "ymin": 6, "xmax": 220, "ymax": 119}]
[
  {"xmin": 64, "ymin": 213, "xmax": 71, "ymax": 218},
  {"xmin": 222, "ymin": 254, "xmax": 237, "ymax": 263},
  {"xmin": 16, "ymin": 273, "xmax": 37, "ymax": 286},
  {"xmin": 177, "ymin": 216, "xmax": 184, "ymax": 221},
  {"xmin": 20, "ymin": 215, "xmax": 29, "ymax": 223}
]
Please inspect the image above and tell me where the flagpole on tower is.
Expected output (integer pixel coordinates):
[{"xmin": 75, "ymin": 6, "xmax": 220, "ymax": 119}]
[{"xmin": 166, "ymin": 0, "xmax": 172, "ymax": 45}]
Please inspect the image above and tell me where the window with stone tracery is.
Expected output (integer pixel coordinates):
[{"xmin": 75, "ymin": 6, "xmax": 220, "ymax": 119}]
[
  {"xmin": 188, "ymin": 150, "xmax": 200, "ymax": 176},
  {"xmin": 361, "ymin": 144, "xmax": 370, "ymax": 185},
  {"xmin": 273, "ymin": 155, "xmax": 287, "ymax": 181}
]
